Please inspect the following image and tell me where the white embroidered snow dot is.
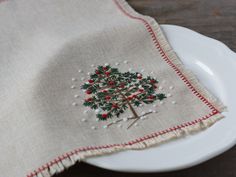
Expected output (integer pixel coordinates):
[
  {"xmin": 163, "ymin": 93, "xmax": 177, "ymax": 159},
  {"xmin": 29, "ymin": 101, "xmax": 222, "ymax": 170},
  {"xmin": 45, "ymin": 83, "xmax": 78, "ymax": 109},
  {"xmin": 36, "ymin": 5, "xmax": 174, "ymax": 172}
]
[
  {"xmin": 71, "ymin": 78, "xmax": 77, "ymax": 82},
  {"xmin": 81, "ymin": 118, "xmax": 87, "ymax": 122},
  {"xmin": 104, "ymin": 63, "xmax": 109, "ymax": 66},
  {"xmin": 91, "ymin": 64, "xmax": 95, "ymax": 67},
  {"xmin": 113, "ymin": 120, "xmax": 117, "ymax": 124},
  {"xmin": 95, "ymin": 109, "xmax": 101, "ymax": 114},
  {"xmin": 91, "ymin": 126, "xmax": 96, "ymax": 130},
  {"xmin": 158, "ymin": 86, "xmax": 163, "ymax": 90},
  {"xmin": 169, "ymin": 86, "xmax": 174, "ymax": 90},
  {"xmin": 153, "ymin": 104, "xmax": 157, "ymax": 107},
  {"xmin": 72, "ymin": 102, "xmax": 78, "ymax": 106},
  {"xmin": 167, "ymin": 93, "xmax": 172, "ymax": 97},
  {"xmin": 83, "ymin": 110, "xmax": 89, "ymax": 114},
  {"xmin": 123, "ymin": 60, "xmax": 128, "ymax": 64},
  {"xmin": 78, "ymin": 69, "xmax": 83, "ymax": 73},
  {"xmin": 128, "ymin": 68, "xmax": 133, "ymax": 72},
  {"xmin": 123, "ymin": 118, "xmax": 128, "ymax": 122},
  {"xmin": 141, "ymin": 69, "xmax": 145, "ymax": 73},
  {"xmin": 153, "ymin": 110, "xmax": 157, "ymax": 113},
  {"xmin": 172, "ymin": 101, "xmax": 176, "ymax": 104},
  {"xmin": 149, "ymin": 109, "xmax": 153, "ymax": 113},
  {"xmin": 95, "ymin": 118, "xmax": 99, "ymax": 122},
  {"xmin": 87, "ymin": 72, "xmax": 91, "ymax": 76},
  {"xmin": 115, "ymin": 62, "xmax": 120, "ymax": 66},
  {"xmin": 103, "ymin": 125, "xmax": 108, "ymax": 129},
  {"xmin": 141, "ymin": 111, "xmax": 146, "ymax": 115},
  {"xmin": 70, "ymin": 85, "xmax": 76, "ymax": 89},
  {"xmin": 117, "ymin": 124, "xmax": 122, "ymax": 128},
  {"xmin": 81, "ymin": 77, "xmax": 85, "ymax": 81},
  {"xmin": 160, "ymin": 101, "xmax": 164, "ymax": 105},
  {"xmin": 140, "ymin": 116, "xmax": 145, "ymax": 120},
  {"xmin": 74, "ymin": 94, "xmax": 79, "ymax": 98},
  {"xmin": 150, "ymin": 71, "xmax": 154, "ymax": 74},
  {"xmin": 134, "ymin": 123, "xmax": 138, "ymax": 127}
]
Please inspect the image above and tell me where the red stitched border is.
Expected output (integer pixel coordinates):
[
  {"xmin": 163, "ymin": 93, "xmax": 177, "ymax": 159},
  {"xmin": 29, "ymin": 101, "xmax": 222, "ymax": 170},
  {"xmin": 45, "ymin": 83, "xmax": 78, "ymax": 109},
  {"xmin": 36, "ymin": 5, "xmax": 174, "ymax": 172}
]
[
  {"xmin": 27, "ymin": 112, "xmax": 218, "ymax": 177},
  {"xmin": 27, "ymin": 1, "xmax": 220, "ymax": 176},
  {"xmin": 113, "ymin": 0, "xmax": 218, "ymax": 113}
]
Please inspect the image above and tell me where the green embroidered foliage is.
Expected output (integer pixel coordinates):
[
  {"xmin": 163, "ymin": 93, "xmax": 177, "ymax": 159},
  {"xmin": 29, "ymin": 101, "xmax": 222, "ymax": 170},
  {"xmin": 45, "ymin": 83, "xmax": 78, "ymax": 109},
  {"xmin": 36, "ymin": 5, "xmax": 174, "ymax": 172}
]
[{"xmin": 81, "ymin": 65, "xmax": 166, "ymax": 121}]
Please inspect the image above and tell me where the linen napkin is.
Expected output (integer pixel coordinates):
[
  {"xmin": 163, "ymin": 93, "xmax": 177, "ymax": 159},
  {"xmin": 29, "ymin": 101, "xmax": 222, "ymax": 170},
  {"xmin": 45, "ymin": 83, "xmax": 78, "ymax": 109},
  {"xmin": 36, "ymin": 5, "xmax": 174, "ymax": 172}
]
[{"xmin": 0, "ymin": 0, "xmax": 226, "ymax": 176}]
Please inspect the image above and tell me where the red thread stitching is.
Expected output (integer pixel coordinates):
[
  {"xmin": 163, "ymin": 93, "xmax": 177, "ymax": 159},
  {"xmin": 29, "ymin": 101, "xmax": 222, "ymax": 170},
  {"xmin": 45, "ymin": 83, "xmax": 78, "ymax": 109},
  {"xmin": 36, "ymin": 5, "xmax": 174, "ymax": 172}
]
[
  {"xmin": 113, "ymin": 0, "xmax": 218, "ymax": 113},
  {"xmin": 27, "ymin": 113, "xmax": 217, "ymax": 177},
  {"xmin": 28, "ymin": 112, "xmax": 218, "ymax": 177},
  {"xmin": 26, "ymin": 1, "xmax": 220, "ymax": 176}
]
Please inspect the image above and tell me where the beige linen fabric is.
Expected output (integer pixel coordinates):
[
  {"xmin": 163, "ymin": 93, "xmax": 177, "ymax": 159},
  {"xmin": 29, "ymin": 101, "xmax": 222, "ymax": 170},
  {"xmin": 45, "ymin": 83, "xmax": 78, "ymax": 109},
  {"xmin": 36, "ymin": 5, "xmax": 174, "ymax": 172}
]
[{"xmin": 0, "ymin": 0, "xmax": 225, "ymax": 176}]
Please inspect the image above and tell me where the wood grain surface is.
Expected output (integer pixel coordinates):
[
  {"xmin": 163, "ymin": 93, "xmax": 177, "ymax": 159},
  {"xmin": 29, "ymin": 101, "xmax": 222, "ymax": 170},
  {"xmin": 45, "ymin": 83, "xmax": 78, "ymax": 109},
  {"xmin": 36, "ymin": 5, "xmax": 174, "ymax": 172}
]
[
  {"xmin": 128, "ymin": 0, "xmax": 236, "ymax": 51},
  {"xmin": 58, "ymin": 0, "xmax": 236, "ymax": 176}
]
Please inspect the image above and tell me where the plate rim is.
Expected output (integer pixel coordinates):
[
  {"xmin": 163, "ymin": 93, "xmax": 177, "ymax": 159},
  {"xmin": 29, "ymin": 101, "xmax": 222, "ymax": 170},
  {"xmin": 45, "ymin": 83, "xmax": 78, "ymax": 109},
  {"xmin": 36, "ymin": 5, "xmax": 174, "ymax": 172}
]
[{"xmin": 85, "ymin": 24, "xmax": 236, "ymax": 172}]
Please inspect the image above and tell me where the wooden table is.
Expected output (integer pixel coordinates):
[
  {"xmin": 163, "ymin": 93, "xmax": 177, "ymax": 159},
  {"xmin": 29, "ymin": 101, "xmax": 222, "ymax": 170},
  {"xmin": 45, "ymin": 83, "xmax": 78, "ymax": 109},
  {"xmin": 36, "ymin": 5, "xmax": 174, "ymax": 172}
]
[{"xmin": 58, "ymin": 1, "xmax": 236, "ymax": 176}]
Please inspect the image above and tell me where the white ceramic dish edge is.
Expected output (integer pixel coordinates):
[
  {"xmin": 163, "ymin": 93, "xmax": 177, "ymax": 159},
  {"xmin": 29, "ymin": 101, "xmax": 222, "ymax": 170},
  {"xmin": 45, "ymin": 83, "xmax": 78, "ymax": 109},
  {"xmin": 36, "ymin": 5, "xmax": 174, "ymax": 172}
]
[{"xmin": 84, "ymin": 24, "xmax": 236, "ymax": 173}]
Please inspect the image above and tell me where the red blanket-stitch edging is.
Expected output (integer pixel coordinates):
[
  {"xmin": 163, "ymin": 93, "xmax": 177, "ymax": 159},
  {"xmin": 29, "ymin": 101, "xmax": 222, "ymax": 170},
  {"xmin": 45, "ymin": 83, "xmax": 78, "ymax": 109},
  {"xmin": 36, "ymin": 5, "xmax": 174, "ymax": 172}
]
[
  {"xmin": 113, "ymin": 0, "xmax": 218, "ymax": 113},
  {"xmin": 27, "ymin": 111, "xmax": 218, "ymax": 177},
  {"xmin": 26, "ymin": 0, "xmax": 221, "ymax": 176}
]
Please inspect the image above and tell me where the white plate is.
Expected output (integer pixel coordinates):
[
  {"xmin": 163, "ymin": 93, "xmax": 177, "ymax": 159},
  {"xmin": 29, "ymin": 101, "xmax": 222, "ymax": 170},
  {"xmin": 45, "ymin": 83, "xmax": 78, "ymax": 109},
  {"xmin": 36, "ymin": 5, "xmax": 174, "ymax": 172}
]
[{"xmin": 85, "ymin": 25, "xmax": 236, "ymax": 172}]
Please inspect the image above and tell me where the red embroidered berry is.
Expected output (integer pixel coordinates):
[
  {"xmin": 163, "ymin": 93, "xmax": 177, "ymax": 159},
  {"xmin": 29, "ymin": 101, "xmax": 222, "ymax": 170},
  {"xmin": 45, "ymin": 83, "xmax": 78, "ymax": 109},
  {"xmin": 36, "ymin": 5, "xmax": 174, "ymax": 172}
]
[
  {"xmin": 127, "ymin": 96, "xmax": 133, "ymax": 100},
  {"xmin": 120, "ymin": 83, "xmax": 125, "ymax": 88},
  {"xmin": 102, "ymin": 89, "xmax": 108, "ymax": 93},
  {"xmin": 105, "ymin": 96, "xmax": 111, "ymax": 100},
  {"xmin": 86, "ymin": 90, "xmax": 92, "ymax": 94},
  {"xmin": 153, "ymin": 85, "xmax": 157, "ymax": 89},
  {"xmin": 105, "ymin": 72, "xmax": 110, "ymax": 76},
  {"xmin": 88, "ymin": 79, "xmax": 94, "ymax": 83},
  {"xmin": 109, "ymin": 81, "xmax": 115, "ymax": 85},
  {"xmin": 136, "ymin": 73, "xmax": 142, "ymax": 79},
  {"xmin": 102, "ymin": 114, "xmax": 107, "ymax": 119},
  {"xmin": 148, "ymin": 95, "xmax": 155, "ymax": 99},
  {"xmin": 95, "ymin": 70, "xmax": 100, "ymax": 74},
  {"xmin": 112, "ymin": 104, "xmax": 118, "ymax": 108},
  {"xmin": 86, "ymin": 97, "xmax": 93, "ymax": 102},
  {"xmin": 103, "ymin": 66, "xmax": 108, "ymax": 71},
  {"xmin": 150, "ymin": 79, "xmax": 156, "ymax": 83},
  {"xmin": 139, "ymin": 89, "xmax": 144, "ymax": 92},
  {"xmin": 132, "ymin": 94, "xmax": 137, "ymax": 98}
]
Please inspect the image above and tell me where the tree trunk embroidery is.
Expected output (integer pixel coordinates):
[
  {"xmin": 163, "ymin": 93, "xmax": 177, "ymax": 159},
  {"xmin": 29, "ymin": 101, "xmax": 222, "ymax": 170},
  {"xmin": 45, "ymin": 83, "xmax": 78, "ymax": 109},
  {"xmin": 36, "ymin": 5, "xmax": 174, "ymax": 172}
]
[{"xmin": 81, "ymin": 65, "xmax": 166, "ymax": 129}]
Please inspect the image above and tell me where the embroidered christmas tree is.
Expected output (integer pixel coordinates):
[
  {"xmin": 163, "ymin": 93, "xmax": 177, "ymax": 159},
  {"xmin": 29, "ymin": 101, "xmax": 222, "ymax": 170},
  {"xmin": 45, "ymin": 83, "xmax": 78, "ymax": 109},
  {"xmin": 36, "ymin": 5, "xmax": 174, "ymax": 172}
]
[{"xmin": 81, "ymin": 65, "xmax": 166, "ymax": 128}]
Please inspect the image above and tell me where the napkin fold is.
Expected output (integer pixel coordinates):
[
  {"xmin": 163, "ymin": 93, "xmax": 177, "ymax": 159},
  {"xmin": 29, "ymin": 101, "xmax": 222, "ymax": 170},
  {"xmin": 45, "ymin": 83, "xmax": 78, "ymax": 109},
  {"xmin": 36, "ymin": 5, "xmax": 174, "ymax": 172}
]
[{"xmin": 0, "ymin": 0, "xmax": 225, "ymax": 176}]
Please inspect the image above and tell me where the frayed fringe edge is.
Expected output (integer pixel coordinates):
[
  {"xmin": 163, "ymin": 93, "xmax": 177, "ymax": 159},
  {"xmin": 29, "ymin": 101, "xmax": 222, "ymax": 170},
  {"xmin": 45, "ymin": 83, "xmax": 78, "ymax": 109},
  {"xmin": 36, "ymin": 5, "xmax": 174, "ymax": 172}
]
[
  {"xmin": 27, "ymin": 0, "xmax": 226, "ymax": 176},
  {"xmin": 114, "ymin": 0, "xmax": 226, "ymax": 113},
  {"xmin": 28, "ymin": 113, "xmax": 224, "ymax": 177}
]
